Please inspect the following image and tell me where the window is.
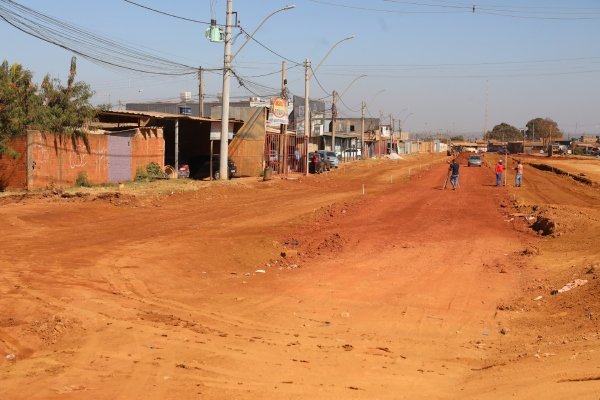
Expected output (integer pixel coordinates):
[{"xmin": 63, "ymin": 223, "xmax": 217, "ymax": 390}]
[
  {"xmin": 179, "ymin": 106, "xmax": 192, "ymax": 115},
  {"xmin": 350, "ymin": 125, "xmax": 355, "ymax": 132}
]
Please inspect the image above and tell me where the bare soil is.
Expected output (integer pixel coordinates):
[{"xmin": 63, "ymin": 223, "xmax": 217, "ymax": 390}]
[{"xmin": 1, "ymin": 153, "xmax": 599, "ymax": 399}]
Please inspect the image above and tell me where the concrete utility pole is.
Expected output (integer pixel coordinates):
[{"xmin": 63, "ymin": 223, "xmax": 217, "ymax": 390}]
[
  {"xmin": 331, "ymin": 90, "xmax": 337, "ymax": 153},
  {"xmin": 304, "ymin": 59, "xmax": 311, "ymax": 175},
  {"xmin": 361, "ymin": 101, "xmax": 365, "ymax": 159},
  {"xmin": 281, "ymin": 61, "xmax": 288, "ymax": 174},
  {"xmin": 198, "ymin": 66, "xmax": 205, "ymax": 117},
  {"xmin": 219, "ymin": 0, "xmax": 233, "ymax": 180}
]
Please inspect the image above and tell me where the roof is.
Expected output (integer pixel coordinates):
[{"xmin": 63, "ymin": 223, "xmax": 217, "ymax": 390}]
[{"xmin": 99, "ymin": 110, "xmax": 243, "ymax": 123}]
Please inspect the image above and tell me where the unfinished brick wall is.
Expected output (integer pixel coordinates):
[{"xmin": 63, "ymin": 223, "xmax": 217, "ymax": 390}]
[
  {"xmin": 1, "ymin": 129, "xmax": 164, "ymax": 190},
  {"xmin": 130, "ymin": 128, "xmax": 164, "ymax": 177},
  {"xmin": 28, "ymin": 131, "xmax": 109, "ymax": 189},
  {"xmin": 0, "ymin": 136, "xmax": 27, "ymax": 190}
]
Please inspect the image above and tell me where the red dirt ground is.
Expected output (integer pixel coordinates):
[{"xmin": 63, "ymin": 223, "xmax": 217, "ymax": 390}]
[{"xmin": 1, "ymin": 153, "xmax": 599, "ymax": 399}]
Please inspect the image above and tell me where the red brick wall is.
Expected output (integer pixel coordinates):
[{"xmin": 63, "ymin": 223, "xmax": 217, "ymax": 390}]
[
  {"xmin": 5, "ymin": 129, "xmax": 165, "ymax": 190},
  {"xmin": 130, "ymin": 128, "xmax": 165, "ymax": 177},
  {"xmin": 0, "ymin": 136, "xmax": 28, "ymax": 190},
  {"xmin": 28, "ymin": 131, "xmax": 109, "ymax": 189}
]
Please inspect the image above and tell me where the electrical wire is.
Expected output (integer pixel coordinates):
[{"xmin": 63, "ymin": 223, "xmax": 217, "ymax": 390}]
[
  {"xmin": 0, "ymin": 0, "xmax": 212, "ymax": 75},
  {"xmin": 308, "ymin": 0, "xmax": 600, "ymax": 20},
  {"xmin": 123, "ymin": 0, "xmax": 216, "ymax": 25}
]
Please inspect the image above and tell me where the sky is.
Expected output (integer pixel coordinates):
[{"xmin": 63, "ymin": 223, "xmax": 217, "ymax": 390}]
[{"xmin": 1, "ymin": 0, "xmax": 600, "ymax": 138}]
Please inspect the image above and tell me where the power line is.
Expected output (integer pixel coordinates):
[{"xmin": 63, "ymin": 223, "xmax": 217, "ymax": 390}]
[
  {"xmin": 123, "ymin": 0, "xmax": 216, "ymax": 25},
  {"xmin": 0, "ymin": 0, "xmax": 212, "ymax": 75}
]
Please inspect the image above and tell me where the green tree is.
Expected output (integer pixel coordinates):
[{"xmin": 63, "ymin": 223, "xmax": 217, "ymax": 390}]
[
  {"xmin": 0, "ymin": 58, "xmax": 96, "ymax": 156},
  {"xmin": 0, "ymin": 61, "xmax": 41, "ymax": 155},
  {"xmin": 450, "ymin": 135, "xmax": 464, "ymax": 141},
  {"xmin": 484, "ymin": 123, "xmax": 522, "ymax": 141},
  {"xmin": 525, "ymin": 118, "xmax": 562, "ymax": 147},
  {"xmin": 38, "ymin": 57, "xmax": 96, "ymax": 137}
]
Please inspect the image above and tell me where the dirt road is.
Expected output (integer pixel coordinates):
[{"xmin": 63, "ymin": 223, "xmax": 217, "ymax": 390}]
[{"xmin": 1, "ymin": 153, "xmax": 599, "ymax": 399}]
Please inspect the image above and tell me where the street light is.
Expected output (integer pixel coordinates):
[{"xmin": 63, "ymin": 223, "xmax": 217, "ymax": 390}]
[
  {"xmin": 219, "ymin": 2, "xmax": 295, "ymax": 180},
  {"xmin": 313, "ymin": 35, "xmax": 354, "ymax": 74},
  {"xmin": 304, "ymin": 34, "xmax": 355, "ymax": 173},
  {"xmin": 232, "ymin": 5, "xmax": 296, "ymax": 60},
  {"xmin": 339, "ymin": 74, "xmax": 366, "ymax": 99}
]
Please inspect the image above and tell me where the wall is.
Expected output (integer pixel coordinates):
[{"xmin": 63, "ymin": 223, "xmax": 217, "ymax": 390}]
[
  {"xmin": 0, "ymin": 135, "xmax": 27, "ymax": 190},
  {"xmin": 129, "ymin": 128, "xmax": 164, "ymax": 177},
  {"xmin": 1, "ymin": 129, "xmax": 164, "ymax": 190}
]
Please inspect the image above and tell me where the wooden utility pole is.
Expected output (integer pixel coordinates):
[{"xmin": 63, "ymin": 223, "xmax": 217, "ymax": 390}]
[
  {"xmin": 361, "ymin": 101, "xmax": 365, "ymax": 159},
  {"xmin": 331, "ymin": 90, "xmax": 337, "ymax": 153},
  {"xmin": 198, "ymin": 66, "xmax": 205, "ymax": 117}
]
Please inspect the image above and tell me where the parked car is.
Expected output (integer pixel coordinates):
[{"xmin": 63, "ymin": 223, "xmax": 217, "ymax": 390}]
[
  {"xmin": 318, "ymin": 150, "xmax": 339, "ymax": 168},
  {"xmin": 188, "ymin": 154, "xmax": 237, "ymax": 180},
  {"xmin": 467, "ymin": 154, "xmax": 482, "ymax": 167},
  {"xmin": 309, "ymin": 151, "xmax": 331, "ymax": 174}
]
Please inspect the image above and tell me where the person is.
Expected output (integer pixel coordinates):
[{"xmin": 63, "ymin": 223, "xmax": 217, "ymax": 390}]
[
  {"xmin": 514, "ymin": 160, "xmax": 523, "ymax": 187},
  {"xmin": 495, "ymin": 159, "xmax": 503, "ymax": 186},
  {"xmin": 448, "ymin": 158, "xmax": 460, "ymax": 190},
  {"xmin": 312, "ymin": 151, "xmax": 321, "ymax": 174}
]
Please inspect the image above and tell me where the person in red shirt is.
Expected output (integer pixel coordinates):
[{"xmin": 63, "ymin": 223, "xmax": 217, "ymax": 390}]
[{"xmin": 495, "ymin": 159, "xmax": 503, "ymax": 186}]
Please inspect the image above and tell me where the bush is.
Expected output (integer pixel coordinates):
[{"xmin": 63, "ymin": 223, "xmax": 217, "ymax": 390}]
[
  {"xmin": 135, "ymin": 166, "xmax": 148, "ymax": 181},
  {"xmin": 146, "ymin": 162, "xmax": 162, "ymax": 179},
  {"xmin": 75, "ymin": 171, "xmax": 91, "ymax": 187}
]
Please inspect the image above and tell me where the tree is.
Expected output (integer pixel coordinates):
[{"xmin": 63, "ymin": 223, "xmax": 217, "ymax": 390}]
[
  {"xmin": 38, "ymin": 57, "xmax": 96, "ymax": 137},
  {"xmin": 450, "ymin": 135, "xmax": 464, "ymax": 141},
  {"xmin": 0, "ymin": 57, "xmax": 96, "ymax": 156},
  {"xmin": 525, "ymin": 118, "xmax": 562, "ymax": 147},
  {"xmin": 484, "ymin": 123, "xmax": 522, "ymax": 141},
  {"xmin": 0, "ymin": 61, "xmax": 41, "ymax": 155}
]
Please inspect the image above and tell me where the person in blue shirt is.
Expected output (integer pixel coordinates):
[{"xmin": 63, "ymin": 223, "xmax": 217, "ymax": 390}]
[{"xmin": 449, "ymin": 159, "xmax": 460, "ymax": 190}]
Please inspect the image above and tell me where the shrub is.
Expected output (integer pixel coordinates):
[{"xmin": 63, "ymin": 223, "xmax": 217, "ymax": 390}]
[
  {"xmin": 135, "ymin": 166, "xmax": 148, "ymax": 181},
  {"xmin": 146, "ymin": 162, "xmax": 162, "ymax": 179},
  {"xmin": 75, "ymin": 171, "xmax": 91, "ymax": 187}
]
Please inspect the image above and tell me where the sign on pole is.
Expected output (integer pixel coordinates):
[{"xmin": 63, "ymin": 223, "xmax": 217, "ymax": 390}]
[{"xmin": 268, "ymin": 97, "xmax": 289, "ymax": 125}]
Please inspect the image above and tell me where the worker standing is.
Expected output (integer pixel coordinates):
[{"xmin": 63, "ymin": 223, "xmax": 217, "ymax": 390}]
[
  {"xmin": 514, "ymin": 160, "xmax": 523, "ymax": 187},
  {"xmin": 495, "ymin": 159, "xmax": 504, "ymax": 186},
  {"xmin": 449, "ymin": 159, "xmax": 460, "ymax": 190}
]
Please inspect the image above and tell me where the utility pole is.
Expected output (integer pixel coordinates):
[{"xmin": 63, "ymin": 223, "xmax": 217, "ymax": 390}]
[
  {"xmin": 280, "ymin": 61, "xmax": 288, "ymax": 174},
  {"xmin": 304, "ymin": 59, "xmax": 310, "ymax": 175},
  {"xmin": 219, "ymin": 0, "xmax": 233, "ymax": 180},
  {"xmin": 361, "ymin": 101, "xmax": 365, "ymax": 159},
  {"xmin": 331, "ymin": 90, "xmax": 337, "ymax": 153},
  {"xmin": 198, "ymin": 66, "xmax": 205, "ymax": 117},
  {"xmin": 389, "ymin": 113, "xmax": 393, "ymax": 154}
]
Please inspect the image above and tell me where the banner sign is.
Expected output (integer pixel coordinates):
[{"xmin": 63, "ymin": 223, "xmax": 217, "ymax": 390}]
[{"xmin": 268, "ymin": 97, "xmax": 289, "ymax": 125}]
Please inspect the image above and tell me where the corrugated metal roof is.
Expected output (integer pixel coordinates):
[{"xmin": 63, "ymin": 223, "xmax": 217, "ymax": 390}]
[{"xmin": 99, "ymin": 110, "xmax": 243, "ymax": 123}]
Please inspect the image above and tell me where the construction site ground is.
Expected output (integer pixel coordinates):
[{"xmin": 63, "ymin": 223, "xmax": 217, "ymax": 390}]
[{"xmin": 1, "ymin": 152, "xmax": 599, "ymax": 399}]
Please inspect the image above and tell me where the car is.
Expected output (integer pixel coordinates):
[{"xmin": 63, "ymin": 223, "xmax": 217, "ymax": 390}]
[
  {"xmin": 467, "ymin": 154, "xmax": 482, "ymax": 167},
  {"xmin": 309, "ymin": 151, "xmax": 331, "ymax": 174},
  {"xmin": 318, "ymin": 150, "xmax": 339, "ymax": 168},
  {"xmin": 188, "ymin": 154, "xmax": 237, "ymax": 180}
]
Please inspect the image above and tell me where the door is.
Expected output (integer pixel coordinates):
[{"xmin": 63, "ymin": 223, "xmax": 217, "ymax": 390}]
[{"xmin": 108, "ymin": 133, "xmax": 132, "ymax": 183}]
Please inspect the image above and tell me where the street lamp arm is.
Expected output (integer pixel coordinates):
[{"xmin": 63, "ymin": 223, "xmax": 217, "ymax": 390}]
[
  {"xmin": 339, "ymin": 74, "xmax": 366, "ymax": 99},
  {"xmin": 313, "ymin": 35, "xmax": 354, "ymax": 74},
  {"xmin": 231, "ymin": 5, "xmax": 295, "ymax": 61}
]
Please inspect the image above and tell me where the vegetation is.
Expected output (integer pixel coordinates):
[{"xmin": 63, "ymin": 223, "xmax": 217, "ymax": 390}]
[
  {"xmin": 75, "ymin": 171, "xmax": 92, "ymax": 187},
  {"xmin": 0, "ymin": 57, "xmax": 96, "ymax": 156},
  {"xmin": 484, "ymin": 123, "xmax": 523, "ymax": 141},
  {"xmin": 146, "ymin": 162, "xmax": 162, "ymax": 179},
  {"xmin": 450, "ymin": 135, "xmax": 464, "ymax": 141},
  {"xmin": 525, "ymin": 118, "xmax": 562, "ymax": 147},
  {"xmin": 135, "ymin": 166, "xmax": 148, "ymax": 181}
]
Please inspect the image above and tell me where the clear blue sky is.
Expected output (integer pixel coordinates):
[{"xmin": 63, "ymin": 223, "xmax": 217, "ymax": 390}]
[{"xmin": 2, "ymin": 0, "xmax": 599, "ymax": 137}]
